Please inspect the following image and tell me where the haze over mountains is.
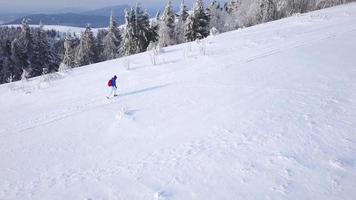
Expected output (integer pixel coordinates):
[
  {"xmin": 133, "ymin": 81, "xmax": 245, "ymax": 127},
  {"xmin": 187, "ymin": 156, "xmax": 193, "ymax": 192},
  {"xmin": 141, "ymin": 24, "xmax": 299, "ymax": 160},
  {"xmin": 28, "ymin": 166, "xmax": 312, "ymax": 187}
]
[{"xmin": 1, "ymin": 4, "xmax": 159, "ymax": 28}]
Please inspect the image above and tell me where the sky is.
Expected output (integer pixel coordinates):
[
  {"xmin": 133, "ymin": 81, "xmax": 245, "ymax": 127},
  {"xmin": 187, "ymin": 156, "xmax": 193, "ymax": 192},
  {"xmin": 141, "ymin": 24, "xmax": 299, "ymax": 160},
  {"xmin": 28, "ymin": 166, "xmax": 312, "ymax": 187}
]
[{"xmin": 0, "ymin": 0, "xmax": 221, "ymax": 13}]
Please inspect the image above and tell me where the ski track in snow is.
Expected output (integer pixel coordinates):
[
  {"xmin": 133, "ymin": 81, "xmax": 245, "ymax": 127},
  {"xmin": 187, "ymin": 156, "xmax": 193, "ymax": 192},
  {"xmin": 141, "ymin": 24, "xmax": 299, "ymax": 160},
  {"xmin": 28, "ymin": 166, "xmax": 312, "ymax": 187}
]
[{"xmin": 0, "ymin": 98, "xmax": 114, "ymax": 136}]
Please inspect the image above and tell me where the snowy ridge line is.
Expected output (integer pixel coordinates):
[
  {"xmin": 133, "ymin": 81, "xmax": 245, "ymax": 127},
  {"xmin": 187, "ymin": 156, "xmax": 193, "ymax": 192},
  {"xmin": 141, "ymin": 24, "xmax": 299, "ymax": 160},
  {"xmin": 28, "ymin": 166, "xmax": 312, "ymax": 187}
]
[
  {"xmin": 243, "ymin": 24, "xmax": 356, "ymax": 64},
  {"xmin": 205, "ymin": 22, "xmax": 356, "ymax": 70}
]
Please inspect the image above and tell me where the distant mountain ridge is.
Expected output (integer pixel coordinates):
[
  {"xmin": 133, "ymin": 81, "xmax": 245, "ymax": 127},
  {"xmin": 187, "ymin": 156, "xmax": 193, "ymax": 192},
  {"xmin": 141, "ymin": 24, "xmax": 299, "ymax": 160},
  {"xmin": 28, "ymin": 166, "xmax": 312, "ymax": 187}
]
[
  {"xmin": 82, "ymin": 5, "xmax": 130, "ymax": 17},
  {"xmin": 3, "ymin": 4, "xmax": 156, "ymax": 28},
  {"xmin": 5, "ymin": 13, "xmax": 118, "ymax": 28},
  {"xmin": 0, "ymin": 13, "xmax": 29, "ymax": 25}
]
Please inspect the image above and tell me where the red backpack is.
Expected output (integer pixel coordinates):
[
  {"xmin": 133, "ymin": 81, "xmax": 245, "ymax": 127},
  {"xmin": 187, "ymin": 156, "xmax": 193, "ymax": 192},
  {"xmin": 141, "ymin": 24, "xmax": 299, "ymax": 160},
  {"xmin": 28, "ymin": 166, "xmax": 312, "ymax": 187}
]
[{"xmin": 107, "ymin": 79, "xmax": 113, "ymax": 87}]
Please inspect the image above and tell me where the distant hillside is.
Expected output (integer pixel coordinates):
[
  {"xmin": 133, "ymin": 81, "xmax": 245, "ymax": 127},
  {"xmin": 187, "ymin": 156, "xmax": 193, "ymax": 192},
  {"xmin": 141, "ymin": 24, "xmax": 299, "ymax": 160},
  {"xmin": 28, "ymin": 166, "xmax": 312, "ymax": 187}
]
[
  {"xmin": 4, "ymin": 4, "xmax": 159, "ymax": 27},
  {"xmin": 5, "ymin": 13, "xmax": 115, "ymax": 28},
  {"xmin": 82, "ymin": 4, "xmax": 159, "ymax": 18},
  {"xmin": 82, "ymin": 5, "xmax": 130, "ymax": 17},
  {"xmin": 0, "ymin": 13, "xmax": 29, "ymax": 24}
]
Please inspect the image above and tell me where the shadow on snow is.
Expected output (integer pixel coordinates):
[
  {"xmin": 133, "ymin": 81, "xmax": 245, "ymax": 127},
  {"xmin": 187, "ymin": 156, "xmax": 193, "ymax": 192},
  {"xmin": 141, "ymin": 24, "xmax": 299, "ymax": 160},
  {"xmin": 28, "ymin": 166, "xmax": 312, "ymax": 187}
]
[{"xmin": 119, "ymin": 83, "xmax": 173, "ymax": 98}]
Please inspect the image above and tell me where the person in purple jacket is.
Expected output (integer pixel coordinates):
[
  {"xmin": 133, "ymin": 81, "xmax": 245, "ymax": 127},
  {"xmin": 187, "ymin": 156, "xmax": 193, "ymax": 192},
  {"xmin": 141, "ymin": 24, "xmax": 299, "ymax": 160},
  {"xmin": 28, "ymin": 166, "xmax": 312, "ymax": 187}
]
[{"xmin": 107, "ymin": 75, "xmax": 118, "ymax": 98}]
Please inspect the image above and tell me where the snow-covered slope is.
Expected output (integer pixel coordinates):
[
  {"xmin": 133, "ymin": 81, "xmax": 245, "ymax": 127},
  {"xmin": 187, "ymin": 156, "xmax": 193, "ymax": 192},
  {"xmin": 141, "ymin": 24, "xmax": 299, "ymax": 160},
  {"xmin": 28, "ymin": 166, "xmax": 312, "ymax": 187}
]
[{"xmin": 1, "ymin": 3, "xmax": 356, "ymax": 200}]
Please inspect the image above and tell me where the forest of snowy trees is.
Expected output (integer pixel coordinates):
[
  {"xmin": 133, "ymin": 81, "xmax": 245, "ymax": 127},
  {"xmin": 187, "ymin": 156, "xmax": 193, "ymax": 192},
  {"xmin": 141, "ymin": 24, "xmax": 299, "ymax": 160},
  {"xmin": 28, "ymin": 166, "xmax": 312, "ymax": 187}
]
[{"xmin": 0, "ymin": 0, "xmax": 354, "ymax": 84}]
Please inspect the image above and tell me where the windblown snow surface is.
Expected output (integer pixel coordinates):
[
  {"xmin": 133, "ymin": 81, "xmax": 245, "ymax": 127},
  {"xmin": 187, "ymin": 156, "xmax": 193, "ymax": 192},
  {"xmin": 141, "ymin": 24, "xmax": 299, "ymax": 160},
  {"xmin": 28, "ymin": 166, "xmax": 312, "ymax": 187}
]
[{"xmin": 1, "ymin": 4, "xmax": 356, "ymax": 200}]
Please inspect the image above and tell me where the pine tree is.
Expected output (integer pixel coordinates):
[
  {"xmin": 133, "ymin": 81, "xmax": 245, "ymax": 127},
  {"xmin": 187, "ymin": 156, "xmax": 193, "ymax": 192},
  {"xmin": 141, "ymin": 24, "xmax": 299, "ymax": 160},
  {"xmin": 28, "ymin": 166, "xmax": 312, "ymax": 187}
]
[
  {"xmin": 226, "ymin": 0, "xmax": 241, "ymax": 13},
  {"xmin": 185, "ymin": 0, "xmax": 210, "ymax": 42},
  {"xmin": 149, "ymin": 20, "xmax": 159, "ymax": 45},
  {"xmin": 222, "ymin": 0, "xmax": 242, "ymax": 31},
  {"xmin": 274, "ymin": 0, "xmax": 289, "ymax": 18},
  {"xmin": 155, "ymin": 10, "xmax": 161, "ymax": 21},
  {"xmin": 32, "ymin": 22, "xmax": 56, "ymax": 76},
  {"xmin": 146, "ymin": 10, "xmax": 160, "ymax": 50},
  {"xmin": 102, "ymin": 31, "xmax": 119, "ymax": 60},
  {"xmin": 16, "ymin": 18, "xmax": 34, "ymax": 75},
  {"xmin": 158, "ymin": 1, "xmax": 176, "ymax": 47},
  {"xmin": 59, "ymin": 34, "xmax": 76, "ymax": 72},
  {"xmin": 176, "ymin": 0, "xmax": 189, "ymax": 44},
  {"xmin": 88, "ymin": 27, "xmax": 99, "ymax": 63},
  {"xmin": 207, "ymin": 0, "xmax": 224, "ymax": 32},
  {"xmin": 121, "ymin": 9, "xmax": 137, "ymax": 56},
  {"xmin": 0, "ymin": 40, "xmax": 14, "ymax": 83},
  {"xmin": 134, "ymin": 3, "xmax": 152, "ymax": 53},
  {"xmin": 122, "ymin": 4, "xmax": 152, "ymax": 55},
  {"xmin": 315, "ymin": 0, "xmax": 345, "ymax": 9},
  {"xmin": 75, "ymin": 24, "xmax": 97, "ymax": 67},
  {"xmin": 286, "ymin": 0, "xmax": 309, "ymax": 14},
  {"xmin": 102, "ymin": 11, "xmax": 121, "ymax": 60},
  {"xmin": 258, "ymin": 0, "xmax": 276, "ymax": 23},
  {"xmin": 10, "ymin": 39, "xmax": 26, "ymax": 80},
  {"xmin": 109, "ymin": 10, "xmax": 121, "ymax": 42}
]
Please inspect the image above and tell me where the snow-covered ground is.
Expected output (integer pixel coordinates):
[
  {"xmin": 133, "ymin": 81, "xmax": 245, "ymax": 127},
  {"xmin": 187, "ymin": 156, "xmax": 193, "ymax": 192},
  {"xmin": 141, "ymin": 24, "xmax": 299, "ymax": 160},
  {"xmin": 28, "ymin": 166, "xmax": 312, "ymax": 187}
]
[{"xmin": 1, "ymin": 3, "xmax": 356, "ymax": 200}]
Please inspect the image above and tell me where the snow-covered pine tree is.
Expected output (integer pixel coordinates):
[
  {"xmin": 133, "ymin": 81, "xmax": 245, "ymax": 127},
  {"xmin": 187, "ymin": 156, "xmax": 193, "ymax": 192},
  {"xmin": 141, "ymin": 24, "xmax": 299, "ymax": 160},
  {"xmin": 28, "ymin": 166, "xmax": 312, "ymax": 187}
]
[
  {"xmin": 274, "ymin": 0, "xmax": 289, "ymax": 18},
  {"xmin": 59, "ymin": 34, "xmax": 76, "ymax": 72},
  {"xmin": 286, "ymin": 0, "xmax": 309, "ymax": 14},
  {"xmin": 75, "ymin": 24, "xmax": 97, "ymax": 67},
  {"xmin": 207, "ymin": 0, "xmax": 224, "ymax": 32},
  {"xmin": 225, "ymin": 0, "xmax": 240, "ymax": 13},
  {"xmin": 222, "ymin": 0, "xmax": 238, "ymax": 32},
  {"xmin": 102, "ymin": 31, "xmax": 119, "ymax": 60},
  {"xmin": 95, "ymin": 32, "xmax": 104, "ymax": 62},
  {"xmin": 86, "ymin": 26, "xmax": 100, "ymax": 63},
  {"xmin": 149, "ymin": 20, "xmax": 159, "ymax": 45},
  {"xmin": 11, "ymin": 40, "xmax": 28, "ymax": 81},
  {"xmin": 185, "ymin": 0, "xmax": 210, "ymax": 42},
  {"xmin": 158, "ymin": 1, "xmax": 176, "ymax": 47},
  {"xmin": 155, "ymin": 10, "xmax": 161, "ymax": 21},
  {"xmin": 175, "ymin": 0, "xmax": 189, "ymax": 44},
  {"xmin": 314, "ymin": 0, "xmax": 347, "ymax": 9},
  {"xmin": 133, "ymin": 3, "xmax": 152, "ymax": 53},
  {"xmin": 258, "ymin": 0, "xmax": 277, "ymax": 23},
  {"xmin": 32, "ymin": 22, "xmax": 56, "ymax": 76},
  {"xmin": 0, "ymin": 52, "xmax": 3, "ymax": 83},
  {"xmin": 121, "ymin": 4, "xmax": 152, "ymax": 55},
  {"xmin": 0, "ymin": 40, "xmax": 15, "ymax": 83},
  {"xmin": 109, "ymin": 10, "xmax": 121, "ymax": 43},
  {"xmin": 121, "ymin": 9, "xmax": 137, "ymax": 56},
  {"xmin": 146, "ymin": 10, "xmax": 160, "ymax": 51},
  {"xmin": 102, "ymin": 11, "xmax": 121, "ymax": 60},
  {"xmin": 75, "ymin": 32, "xmax": 89, "ymax": 67},
  {"xmin": 184, "ymin": 15, "xmax": 195, "ymax": 42},
  {"xmin": 15, "ymin": 18, "xmax": 34, "ymax": 75}
]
